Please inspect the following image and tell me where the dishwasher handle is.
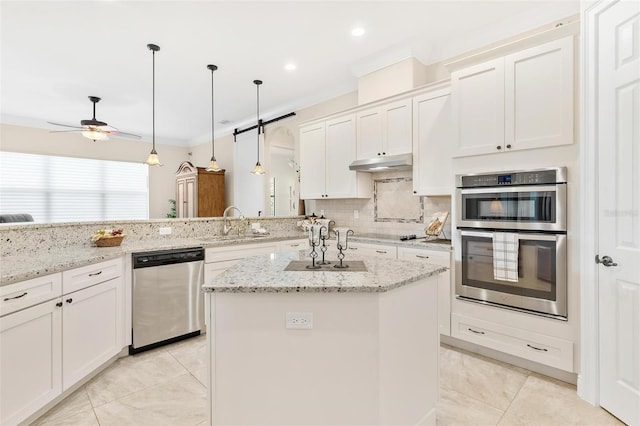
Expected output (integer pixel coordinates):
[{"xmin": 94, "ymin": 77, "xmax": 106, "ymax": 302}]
[{"xmin": 133, "ymin": 247, "xmax": 205, "ymax": 269}]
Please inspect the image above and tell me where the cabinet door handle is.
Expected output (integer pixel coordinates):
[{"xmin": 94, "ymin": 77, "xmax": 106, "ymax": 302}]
[
  {"xmin": 527, "ymin": 344, "xmax": 548, "ymax": 352},
  {"xmin": 66, "ymin": 298, "xmax": 73, "ymax": 304},
  {"xmin": 496, "ymin": 146, "xmax": 502, "ymax": 150},
  {"xmin": 56, "ymin": 301, "xmax": 63, "ymax": 308},
  {"xmin": 468, "ymin": 328, "xmax": 485, "ymax": 335},
  {"xmin": 506, "ymin": 144, "xmax": 512, "ymax": 149},
  {"xmin": 415, "ymin": 255, "xmax": 429, "ymax": 259},
  {"xmin": 3, "ymin": 292, "xmax": 27, "ymax": 301},
  {"xmin": 88, "ymin": 271, "xmax": 103, "ymax": 277},
  {"xmin": 376, "ymin": 250, "xmax": 387, "ymax": 254}
]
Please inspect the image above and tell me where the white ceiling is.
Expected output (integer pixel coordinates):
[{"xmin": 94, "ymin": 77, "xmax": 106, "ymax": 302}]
[{"xmin": 0, "ymin": 1, "xmax": 579, "ymax": 147}]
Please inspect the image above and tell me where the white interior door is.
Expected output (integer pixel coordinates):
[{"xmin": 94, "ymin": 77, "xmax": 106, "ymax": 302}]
[
  {"xmin": 234, "ymin": 131, "xmax": 265, "ymax": 217},
  {"xmin": 597, "ymin": 1, "xmax": 640, "ymax": 425}
]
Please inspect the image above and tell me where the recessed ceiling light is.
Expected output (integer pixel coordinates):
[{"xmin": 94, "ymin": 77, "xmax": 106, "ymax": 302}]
[
  {"xmin": 284, "ymin": 63, "xmax": 297, "ymax": 71},
  {"xmin": 351, "ymin": 27, "xmax": 365, "ymax": 37}
]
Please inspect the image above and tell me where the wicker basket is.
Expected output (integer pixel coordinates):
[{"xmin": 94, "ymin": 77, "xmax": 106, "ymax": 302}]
[{"xmin": 94, "ymin": 236, "xmax": 125, "ymax": 247}]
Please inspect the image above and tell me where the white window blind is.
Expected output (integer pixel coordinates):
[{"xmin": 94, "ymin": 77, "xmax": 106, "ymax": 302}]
[{"xmin": 0, "ymin": 152, "xmax": 149, "ymax": 223}]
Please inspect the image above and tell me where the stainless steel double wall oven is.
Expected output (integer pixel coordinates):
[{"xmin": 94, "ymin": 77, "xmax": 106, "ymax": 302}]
[{"xmin": 455, "ymin": 167, "xmax": 568, "ymax": 319}]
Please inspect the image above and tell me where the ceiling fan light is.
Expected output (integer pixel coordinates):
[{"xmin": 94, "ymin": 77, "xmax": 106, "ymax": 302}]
[
  {"xmin": 145, "ymin": 149, "xmax": 162, "ymax": 166},
  {"xmin": 250, "ymin": 162, "xmax": 265, "ymax": 175},
  {"xmin": 82, "ymin": 129, "xmax": 108, "ymax": 141},
  {"xmin": 206, "ymin": 157, "xmax": 222, "ymax": 172}
]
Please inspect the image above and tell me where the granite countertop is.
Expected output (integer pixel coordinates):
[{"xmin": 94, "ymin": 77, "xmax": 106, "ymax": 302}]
[
  {"xmin": 0, "ymin": 233, "xmax": 306, "ymax": 286},
  {"xmin": 0, "ymin": 232, "xmax": 452, "ymax": 287},
  {"xmin": 203, "ymin": 250, "xmax": 447, "ymax": 294}
]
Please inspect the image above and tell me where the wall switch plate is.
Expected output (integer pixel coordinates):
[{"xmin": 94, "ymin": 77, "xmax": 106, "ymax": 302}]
[
  {"xmin": 353, "ymin": 209, "xmax": 359, "ymax": 219},
  {"xmin": 159, "ymin": 227, "xmax": 172, "ymax": 235},
  {"xmin": 286, "ymin": 312, "xmax": 313, "ymax": 329}
]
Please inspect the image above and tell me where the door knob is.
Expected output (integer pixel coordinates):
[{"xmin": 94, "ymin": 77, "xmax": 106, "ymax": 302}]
[{"xmin": 595, "ymin": 255, "xmax": 618, "ymax": 267}]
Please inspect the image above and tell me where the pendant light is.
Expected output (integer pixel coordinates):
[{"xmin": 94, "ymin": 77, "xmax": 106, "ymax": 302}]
[
  {"xmin": 145, "ymin": 43, "xmax": 162, "ymax": 166},
  {"xmin": 250, "ymin": 79, "xmax": 265, "ymax": 175},
  {"xmin": 205, "ymin": 64, "xmax": 222, "ymax": 172}
]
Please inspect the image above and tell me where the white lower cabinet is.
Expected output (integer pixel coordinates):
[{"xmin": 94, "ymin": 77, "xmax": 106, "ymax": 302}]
[
  {"xmin": 451, "ymin": 313, "xmax": 574, "ymax": 372},
  {"xmin": 62, "ymin": 277, "xmax": 123, "ymax": 390},
  {"xmin": 0, "ymin": 298, "xmax": 62, "ymax": 426},
  {"xmin": 398, "ymin": 247, "xmax": 451, "ymax": 336},
  {"xmin": 0, "ymin": 258, "xmax": 124, "ymax": 426}
]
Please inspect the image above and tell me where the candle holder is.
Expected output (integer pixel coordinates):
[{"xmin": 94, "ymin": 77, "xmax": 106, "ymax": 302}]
[
  {"xmin": 334, "ymin": 228, "xmax": 354, "ymax": 269},
  {"xmin": 306, "ymin": 224, "xmax": 326, "ymax": 270},
  {"xmin": 318, "ymin": 220, "xmax": 335, "ymax": 265}
]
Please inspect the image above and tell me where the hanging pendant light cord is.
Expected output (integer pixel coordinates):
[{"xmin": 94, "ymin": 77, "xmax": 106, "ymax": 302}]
[
  {"xmin": 256, "ymin": 81, "xmax": 260, "ymax": 162},
  {"xmin": 152, "ymin": 48, "xmax": 156, "ymax": 152},
  {"xmin": 211, "ymin": 67, "xmax": 215, "ymax": 158}
]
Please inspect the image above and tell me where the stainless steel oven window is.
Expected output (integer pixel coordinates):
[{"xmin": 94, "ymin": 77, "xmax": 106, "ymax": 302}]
[
  {"xmin": 456, "ymin": 184, "xmax": 567, "ymax": 232},
  {"xmin": 455, "ymin": 230, "xmax": 567, "ymax": 319}
]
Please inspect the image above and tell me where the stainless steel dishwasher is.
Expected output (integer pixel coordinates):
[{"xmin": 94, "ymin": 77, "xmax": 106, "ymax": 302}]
[{"xmin": 131, "ymin": 247, "xmax": 205, "ymax": 354}]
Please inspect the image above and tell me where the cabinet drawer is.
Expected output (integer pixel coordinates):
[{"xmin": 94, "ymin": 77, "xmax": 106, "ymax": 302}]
[
  {"xmin": 206, "ymin": 242, "xmax": 278, "ymax": 263},
  {"xmin": 397, "ymin": 247, "xmax": 450, "ymax": 267},
  {"xmin": 62, "ymin": 258, "xmax": 123, "ymax": 295},
  {"xmin": 1, "ymin": 274, "xmax": 62, "ymax": 317},
  {"xmin": 347, "ymin": 243, "xmax": 396, "ymax": 259},
  {"xmin": 451, "ymin": 313, "xmax": 574, "ymax": 372}
]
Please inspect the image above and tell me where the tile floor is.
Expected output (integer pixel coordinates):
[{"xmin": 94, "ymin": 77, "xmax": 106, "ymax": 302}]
[{"xmin": 31, "ymin": 337, "xmax": 623, "ymax": 426}]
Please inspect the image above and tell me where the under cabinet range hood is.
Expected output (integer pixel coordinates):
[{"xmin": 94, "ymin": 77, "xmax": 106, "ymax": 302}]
[{"xmin": 348, "ymin": 153, "xmax": 413, "ymax": 172}]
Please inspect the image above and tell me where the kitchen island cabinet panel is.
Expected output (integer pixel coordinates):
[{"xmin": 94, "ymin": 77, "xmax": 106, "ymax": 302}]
[{"xmin": 205, "ymin": 255, "xmax": 440, "ymax": 425}]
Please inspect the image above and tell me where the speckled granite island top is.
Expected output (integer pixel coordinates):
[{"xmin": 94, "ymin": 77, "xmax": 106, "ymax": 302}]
[
  {"xmin": 1, "ymin": 233, "xmax": 451, "ymax": 287},
  {"xmin": 203, "ymin": 251, "xmax": 447, "ymax": 293}
]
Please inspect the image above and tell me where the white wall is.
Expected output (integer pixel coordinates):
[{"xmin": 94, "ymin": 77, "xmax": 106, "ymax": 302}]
[{"xmin": 0, "ymin": 123, "xmax": 189, "ymax": 219}]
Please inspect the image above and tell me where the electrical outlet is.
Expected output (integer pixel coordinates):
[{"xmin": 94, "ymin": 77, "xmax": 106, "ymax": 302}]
[
  {"xmin": 320, "ymin": 209, "xmax": 325, "ymax": 217},
  {"xmin": 285, "ymin": 312, "xmax": 313, "ymax": 329},
  {"xmin": 353, "ymin": 209, "xmax": 359, "ymax": 219},
  {"xmin": 159, "ymin": 227, "xmax": 172, "ymax": 235}
]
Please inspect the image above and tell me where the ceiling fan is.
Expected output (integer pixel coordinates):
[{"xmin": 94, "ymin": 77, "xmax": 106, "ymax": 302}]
[{"xmin": 48, "ymin": 96, "xmax": 141, "ymax": 141}]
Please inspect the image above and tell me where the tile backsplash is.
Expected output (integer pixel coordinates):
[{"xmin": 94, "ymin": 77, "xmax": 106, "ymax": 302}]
[{"xmin": 306, "ymin": 171, "xmax": 452, "ymax": 238}]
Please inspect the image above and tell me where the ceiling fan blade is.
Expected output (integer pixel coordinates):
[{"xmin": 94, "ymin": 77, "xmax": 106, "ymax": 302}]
[
  {"xmin": 47, "ymin": 121, "xmax": 83, "ymax": 129},
  {"xmin": 49, "ymin": 130, "xmax": 83, "ymax": 133},
  {"xmin": 108, "ymin": 130, "xmax": 142, "ymax": 139}
]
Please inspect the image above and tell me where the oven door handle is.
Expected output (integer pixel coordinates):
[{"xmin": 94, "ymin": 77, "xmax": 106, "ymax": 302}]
[
  {"xmin": 460, "ymin": 185, "xmax": 558, "ymax": 195},
  {"xmin": 459, "ymin": 230, "xmax": 560, "ymax": 242}
]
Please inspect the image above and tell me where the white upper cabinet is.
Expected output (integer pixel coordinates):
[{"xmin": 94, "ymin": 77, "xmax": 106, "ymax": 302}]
[
  {"xmin": 452, "ymin": 36, "xmax": 574, "ymax": 157},
  {"xmin": 452, "ymin": 58, "xmax": 505, "ymax": 157},
  {"xmin": 356, "ymin": 99, "xmax": 412, "ymax": 159},
  {"xmin": 504, "ymin": 36, "xmax": 574, "ymax": 151},
  {"xmin": 412, "ymin": 85, "xmax": 454, "ymax": 196},
  {"xmin": 299, "ymin": 122, "xmax": 326, "ymax": 199},
  {"xmin": 300, "ymin": 114, "xmax": 371, "ymax": 199}
]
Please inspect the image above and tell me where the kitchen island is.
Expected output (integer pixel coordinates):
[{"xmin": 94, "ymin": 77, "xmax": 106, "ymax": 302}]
[{"xmin": 203, "ymin": 250, "xmax": 446, "ymax": 426}]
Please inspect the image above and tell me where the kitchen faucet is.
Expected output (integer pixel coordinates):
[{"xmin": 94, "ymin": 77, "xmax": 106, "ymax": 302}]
[{"xmin": 222, "ymin": 206, "xmax": 244, "ymax": 236}]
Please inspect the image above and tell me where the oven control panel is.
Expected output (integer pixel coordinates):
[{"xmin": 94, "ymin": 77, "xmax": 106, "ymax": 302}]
[{"xmin": 458, "ymin": 168, "xmax": 566, "ymax": 188}]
